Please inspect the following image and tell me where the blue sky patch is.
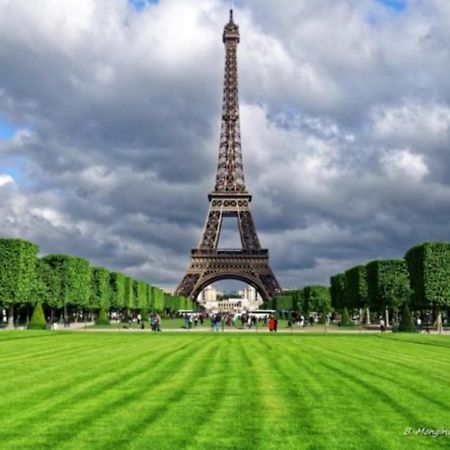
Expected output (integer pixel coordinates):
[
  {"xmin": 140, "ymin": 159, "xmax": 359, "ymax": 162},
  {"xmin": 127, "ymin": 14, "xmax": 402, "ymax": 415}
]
[
  {"xmin": 129, "ymin": 0, "xmax": 159, "ymax": 11},
  {"xmin": 376, "ymin": 0, "xmax": 407, "ymax": 12},
  {"xmin": 0, "ymin": 117, "xmax": 17, "ymax": 139}
]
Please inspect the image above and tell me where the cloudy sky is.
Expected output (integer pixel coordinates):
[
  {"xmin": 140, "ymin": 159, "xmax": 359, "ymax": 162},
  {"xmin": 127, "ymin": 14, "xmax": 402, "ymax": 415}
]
[{"xmin": 1, "ymin": 0, "xmax": 450, "ymax": 290}]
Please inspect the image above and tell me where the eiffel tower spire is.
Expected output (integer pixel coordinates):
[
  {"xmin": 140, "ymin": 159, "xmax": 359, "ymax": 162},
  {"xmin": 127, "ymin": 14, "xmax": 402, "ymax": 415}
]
[
  {"xmin": 215, "ymin": 6, "xmax": 245, "ymax": 192},
  {"xmin": 176, "ymin": 9, "xmax": 281, "ymax": 301}
]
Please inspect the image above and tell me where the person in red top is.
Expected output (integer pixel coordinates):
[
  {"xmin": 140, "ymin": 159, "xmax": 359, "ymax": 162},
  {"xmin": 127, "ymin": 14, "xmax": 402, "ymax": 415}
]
[{"xmin": 268, "ymin": 315, "xmax": 275, "ymax": 332}]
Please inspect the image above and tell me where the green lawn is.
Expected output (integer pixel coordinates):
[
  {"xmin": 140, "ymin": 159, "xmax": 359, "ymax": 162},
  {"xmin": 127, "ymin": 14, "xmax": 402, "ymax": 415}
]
[{"xmin": 0, "ymin": 332, "xmax": 449, "ymax": 449}]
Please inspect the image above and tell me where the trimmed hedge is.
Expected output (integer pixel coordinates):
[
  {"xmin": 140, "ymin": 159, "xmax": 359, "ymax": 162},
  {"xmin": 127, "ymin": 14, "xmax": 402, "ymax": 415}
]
[
  {"xmin": 28, "ymin": 301, "xmax": 47, "ymax": 330},
  {"xmin": 96, "ymin": 307, "xmax": 110, "ymax": 326},
  {"xmin": 340, "ymin": 307, "xmax": 353, "ymax": 327},
  {"xmin": 366, "ymin": 260, "xmax": 411, "ymax": 315},
  {"xmin": 330, "ymin": 273, "xmax": 346, "ymax": 311},
  {"xmin": 42, "ymin": 254, "xmax": 91, "ymax": 307},
  {"xmin": 398, "ymin": 303, "xmax": 415, "ymax": 332},
  {"xmin": 91, "ymin": 267, "xmax": 110, "ymax": 310},
  {"xmin": 0, "ymin": 239, "xmax": 38, "ymax": 312},
  {"xmin": 405, "ymin": 242, "xmax": 450, "ymax": 312},
  {"xmin": 110, "ymin": 272, "xmax": 126, "ymax": 309},
  {"xmin": 344, "ymin": 265, "xmax": 368, "ymax": 310}
]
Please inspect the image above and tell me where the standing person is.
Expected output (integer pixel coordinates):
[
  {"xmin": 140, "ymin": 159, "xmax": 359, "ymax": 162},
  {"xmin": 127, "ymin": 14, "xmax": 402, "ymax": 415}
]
[
  {"xmin": 155, "ymin": 314, "xmax": 161, "ymax": 332},
  {"xmin": 268, "ymin": 315, "xmax": 275, "ymax": 333},
  {"xmin": 247, "ymin": 315, "xmax": 252, "ymax": 329},
  {"xmin": 137, "ymin": 313, "xmax": 141, "ymax": 325},
  {"xmin": 380, "ymin": 318, "xmax": 385, "ymax": 333},
  {"xmin": 416, "ymin": 317, "xmax": 422, "ymax": 333},
  {"xmin": 213, "ymin": 313, "xmax": 221, "ymax": 332}
]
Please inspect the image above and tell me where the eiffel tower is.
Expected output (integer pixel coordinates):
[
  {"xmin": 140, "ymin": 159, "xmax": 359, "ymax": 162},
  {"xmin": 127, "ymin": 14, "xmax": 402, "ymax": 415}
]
[{"xmin": 176, "ymin": 8, "xmax": 281, "ymax": 301}]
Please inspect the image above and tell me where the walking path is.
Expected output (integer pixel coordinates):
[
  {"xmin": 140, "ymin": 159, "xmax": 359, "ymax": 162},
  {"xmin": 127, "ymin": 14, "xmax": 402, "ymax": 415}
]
[{"xmin": 55, "ymin": 325, "xmax": 450, "ymax": 335}]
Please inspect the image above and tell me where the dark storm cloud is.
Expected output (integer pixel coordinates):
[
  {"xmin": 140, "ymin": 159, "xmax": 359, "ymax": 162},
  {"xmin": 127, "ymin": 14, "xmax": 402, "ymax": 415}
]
[{"xmin": 1, "ymin": 0, "xmax": 450, "ymax": 288}]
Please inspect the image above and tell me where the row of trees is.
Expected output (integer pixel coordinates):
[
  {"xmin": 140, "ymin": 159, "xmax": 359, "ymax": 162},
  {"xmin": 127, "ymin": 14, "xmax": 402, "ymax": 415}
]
[
  {"xmin": 330, "ymin": 241, "xmax": 450, "ymax": 329},
  {"xmin": 262, "ymin": 285, "xmax": 331, "ymax": 319},
  {"xmin": 261, "ymin": 241, "xmax": 450, "ymax": 331},
  {"xmin": 0, "ymin": 238, "xmax": 195, "ymax": 328}
]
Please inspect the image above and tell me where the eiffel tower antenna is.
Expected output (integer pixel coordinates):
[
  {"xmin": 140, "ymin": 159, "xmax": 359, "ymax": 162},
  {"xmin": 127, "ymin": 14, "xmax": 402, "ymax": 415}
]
[{"xmin": 176, "ymin": 8, "xmax": 281, "ymax": 302}]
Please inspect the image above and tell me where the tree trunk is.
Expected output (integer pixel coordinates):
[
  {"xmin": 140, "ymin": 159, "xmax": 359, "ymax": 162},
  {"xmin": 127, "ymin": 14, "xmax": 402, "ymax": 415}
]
[
  {"xmin": 437, "ymin": 309, "xmax": 443, "ymax": 334},
  {"xmin": 366, "ymin": 307, "xmax": 371, "ymax": 325},
  {"xmin": 385, "ymin": 308, "xmax": 390, "ymax": 327},
  {"xmin": 7, "ymin": 304, "xmax": 14, "ymax": 329},
  {"xmin": 359, "ymin": 308, "xmax": 363, "ymax": 325}
]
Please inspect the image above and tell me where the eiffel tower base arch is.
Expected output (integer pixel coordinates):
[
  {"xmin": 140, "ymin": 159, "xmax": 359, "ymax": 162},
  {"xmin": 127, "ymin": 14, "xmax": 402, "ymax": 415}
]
[{"xmin": 176, "ymin": 250, "xmax": 280, "ymax": 302}]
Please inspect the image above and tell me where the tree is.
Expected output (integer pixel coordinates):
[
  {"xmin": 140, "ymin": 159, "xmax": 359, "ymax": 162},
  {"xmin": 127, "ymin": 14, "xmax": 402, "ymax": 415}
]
[
  {"xmin": 340, "ymin": 307, "xmax": 353, "ymax": 327},
  {"xmin": 28, "ymin": 301, "xmax": 47, "ymax": 330},
  {"xmin": 345, "ymin": 265, "xmax": 369, "ymax": 323},
  {"xmin": 41, "ymin": 255, "xmax": 91, "ymax": 311},
  {"xmin": 405, "ymin": 242, "xmax": 450, "ymax": 333},
  {"xmin": 124, "ymin": 277, "xmax": 134, "ymax": 311},
  {"xmin": 330, "ymin": 273, "xmax": 346, "ymax": 311},
  {"xmin": 366, "ymin": 259, "xmax": 411, "ymax": 325},
  {"xmin": 96, "ymin": 308, "xmax": 109, "ymax": 326},
  {"xmin": 0, "ymin": 239, "xmax": 39, "ymax": 328},
  {"xmin": 133, "ymin": 280, "xmax": 147, "ymax": 310},
  {"xmin": 152, "ymin": 287, "xmax": 165, "ymax": 312},
  {"xmin": 109, "ymin": 272, "xmax": 126, "ymax": 309},
  {"xmin": 303, "ymin": 286, "xmax": 331, "ymax": 315},
  {"xmin": 398, "ymin": 303, "xmax": 415, "ymax": 332},
  {"xmin": 91, "ymin": 267, "xmax": 110, "ymax": 311}
]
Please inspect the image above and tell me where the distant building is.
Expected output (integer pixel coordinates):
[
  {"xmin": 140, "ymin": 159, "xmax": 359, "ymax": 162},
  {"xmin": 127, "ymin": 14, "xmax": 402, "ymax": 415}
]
[{"xmin": 161, "ymin": 287, "xmax": 177, "ymax": 295}]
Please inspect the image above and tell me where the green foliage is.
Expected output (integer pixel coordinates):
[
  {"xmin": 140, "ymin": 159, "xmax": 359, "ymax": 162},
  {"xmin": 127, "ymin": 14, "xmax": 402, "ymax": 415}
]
[
  {"xmin": 124, "ymin": 277, "xmax": 134, "ymax": 310},
  {"xmin": 91, "ymin": 267, "xmax": 110, "ymax": 310},
  {"xmin": 303, "ymin": 285, "xmax": 331, "ymax": 314},
  {"xmin": 34, "ymin": 259, "xmax": 60, "ymax": 307},
  {"xmin": 366, "ymin": 259, "xmax": 411, "ymax": 314},
  {"xmin": 133, "ymin": 280, "xmax": 147, "ymax": 309},
  {"xmin": 42, "ymin": 254, "xmax": 91, "ymax": 307},
  {"xmin": 330, "ymin": 273, "xmax": 346, "ymax": 311},
  {"xmin": 274, "ymin": 295, "xmax": 293, "ymax": 310},
  {"xmin": 153, "ymin": 287, "xmax": 165, "ymax": 312},
  {"xmin": 146, "ymin": 283, "xmax": 154, "ymax": 310},
  {"xmin": 0, "ymin": 239, "xmax": 38, "ymax": 306},
  {"xmin": 398, "ymin": 303, "xmax": 415, "ymax": 333},
  {"xmin": 340, "ymin": 307, "xmax": 353, "ymax": 327},
  {"xmin": 344, "ymin": 265, "xmax": 368, "ymax": 309},
  {"xmin": 96, "ymin": 308, "xmax": 109, "ymax": 326},
  {"xmin": 27, "ymin": 302, "xmax": 47, "ymax": 329},
  {"xmin": 109, "ymin": 272, "xmax": 125, "ymax": 309},
  {"xmin": 405, "ymin": 242, "xmax": 450, "ymax": 311}
]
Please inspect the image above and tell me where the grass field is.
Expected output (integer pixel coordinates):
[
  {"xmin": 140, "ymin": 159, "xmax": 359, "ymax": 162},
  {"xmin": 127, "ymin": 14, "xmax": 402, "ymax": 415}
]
[{"xmin": 0, "ymin": 332, "xmax": 449, "ymax": 449}]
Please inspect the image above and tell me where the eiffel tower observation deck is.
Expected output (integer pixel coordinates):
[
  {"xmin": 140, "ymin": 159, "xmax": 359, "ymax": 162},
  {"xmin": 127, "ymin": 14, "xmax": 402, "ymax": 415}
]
[{"xmin": 176, "ymin": 8, "xmax": 281, "ymax": 301}]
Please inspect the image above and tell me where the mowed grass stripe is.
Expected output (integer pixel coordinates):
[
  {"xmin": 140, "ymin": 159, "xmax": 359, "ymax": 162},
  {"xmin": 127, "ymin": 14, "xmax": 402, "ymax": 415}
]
[
  {"xmin": 29, "ymin": 336, "xmax": 205, "ymax": 450},
  {"xmin": 182, "ymin": 336, "xmax": 266, "ymax": 450},
  {"xmin": 253, "ymin": 337, "xmax": 386, "ymax": 450},
  {"xmin": 0, "ymin": 333, "xmax": 111, "ymax": 366},
  {"xmin": 0, "ymin": 335, "xmax": 197, "ymax": 448},
  {"xmin": 0, "ymin": 333, "xmax": 176, "ymax": 414},
  {"xmin": 310, "ymin": 337, "xmax": 450, "ymax": 411},
  {"xmin": 56, "ymin": 335, "xmax": 219, "ymax": 450},
  {"xmin": 302, "ymin": 337, "xmax": 450, "ymax": 449},
  {"xmin": 126, "ymin": 335, "xmax": 233, "ymax": 450}
]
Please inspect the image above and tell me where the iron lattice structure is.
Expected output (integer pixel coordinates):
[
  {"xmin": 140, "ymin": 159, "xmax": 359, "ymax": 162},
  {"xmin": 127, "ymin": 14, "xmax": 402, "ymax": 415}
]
[{"xmin": 176, "ymin": 10, "xmax": 281, "ymax": 301}]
